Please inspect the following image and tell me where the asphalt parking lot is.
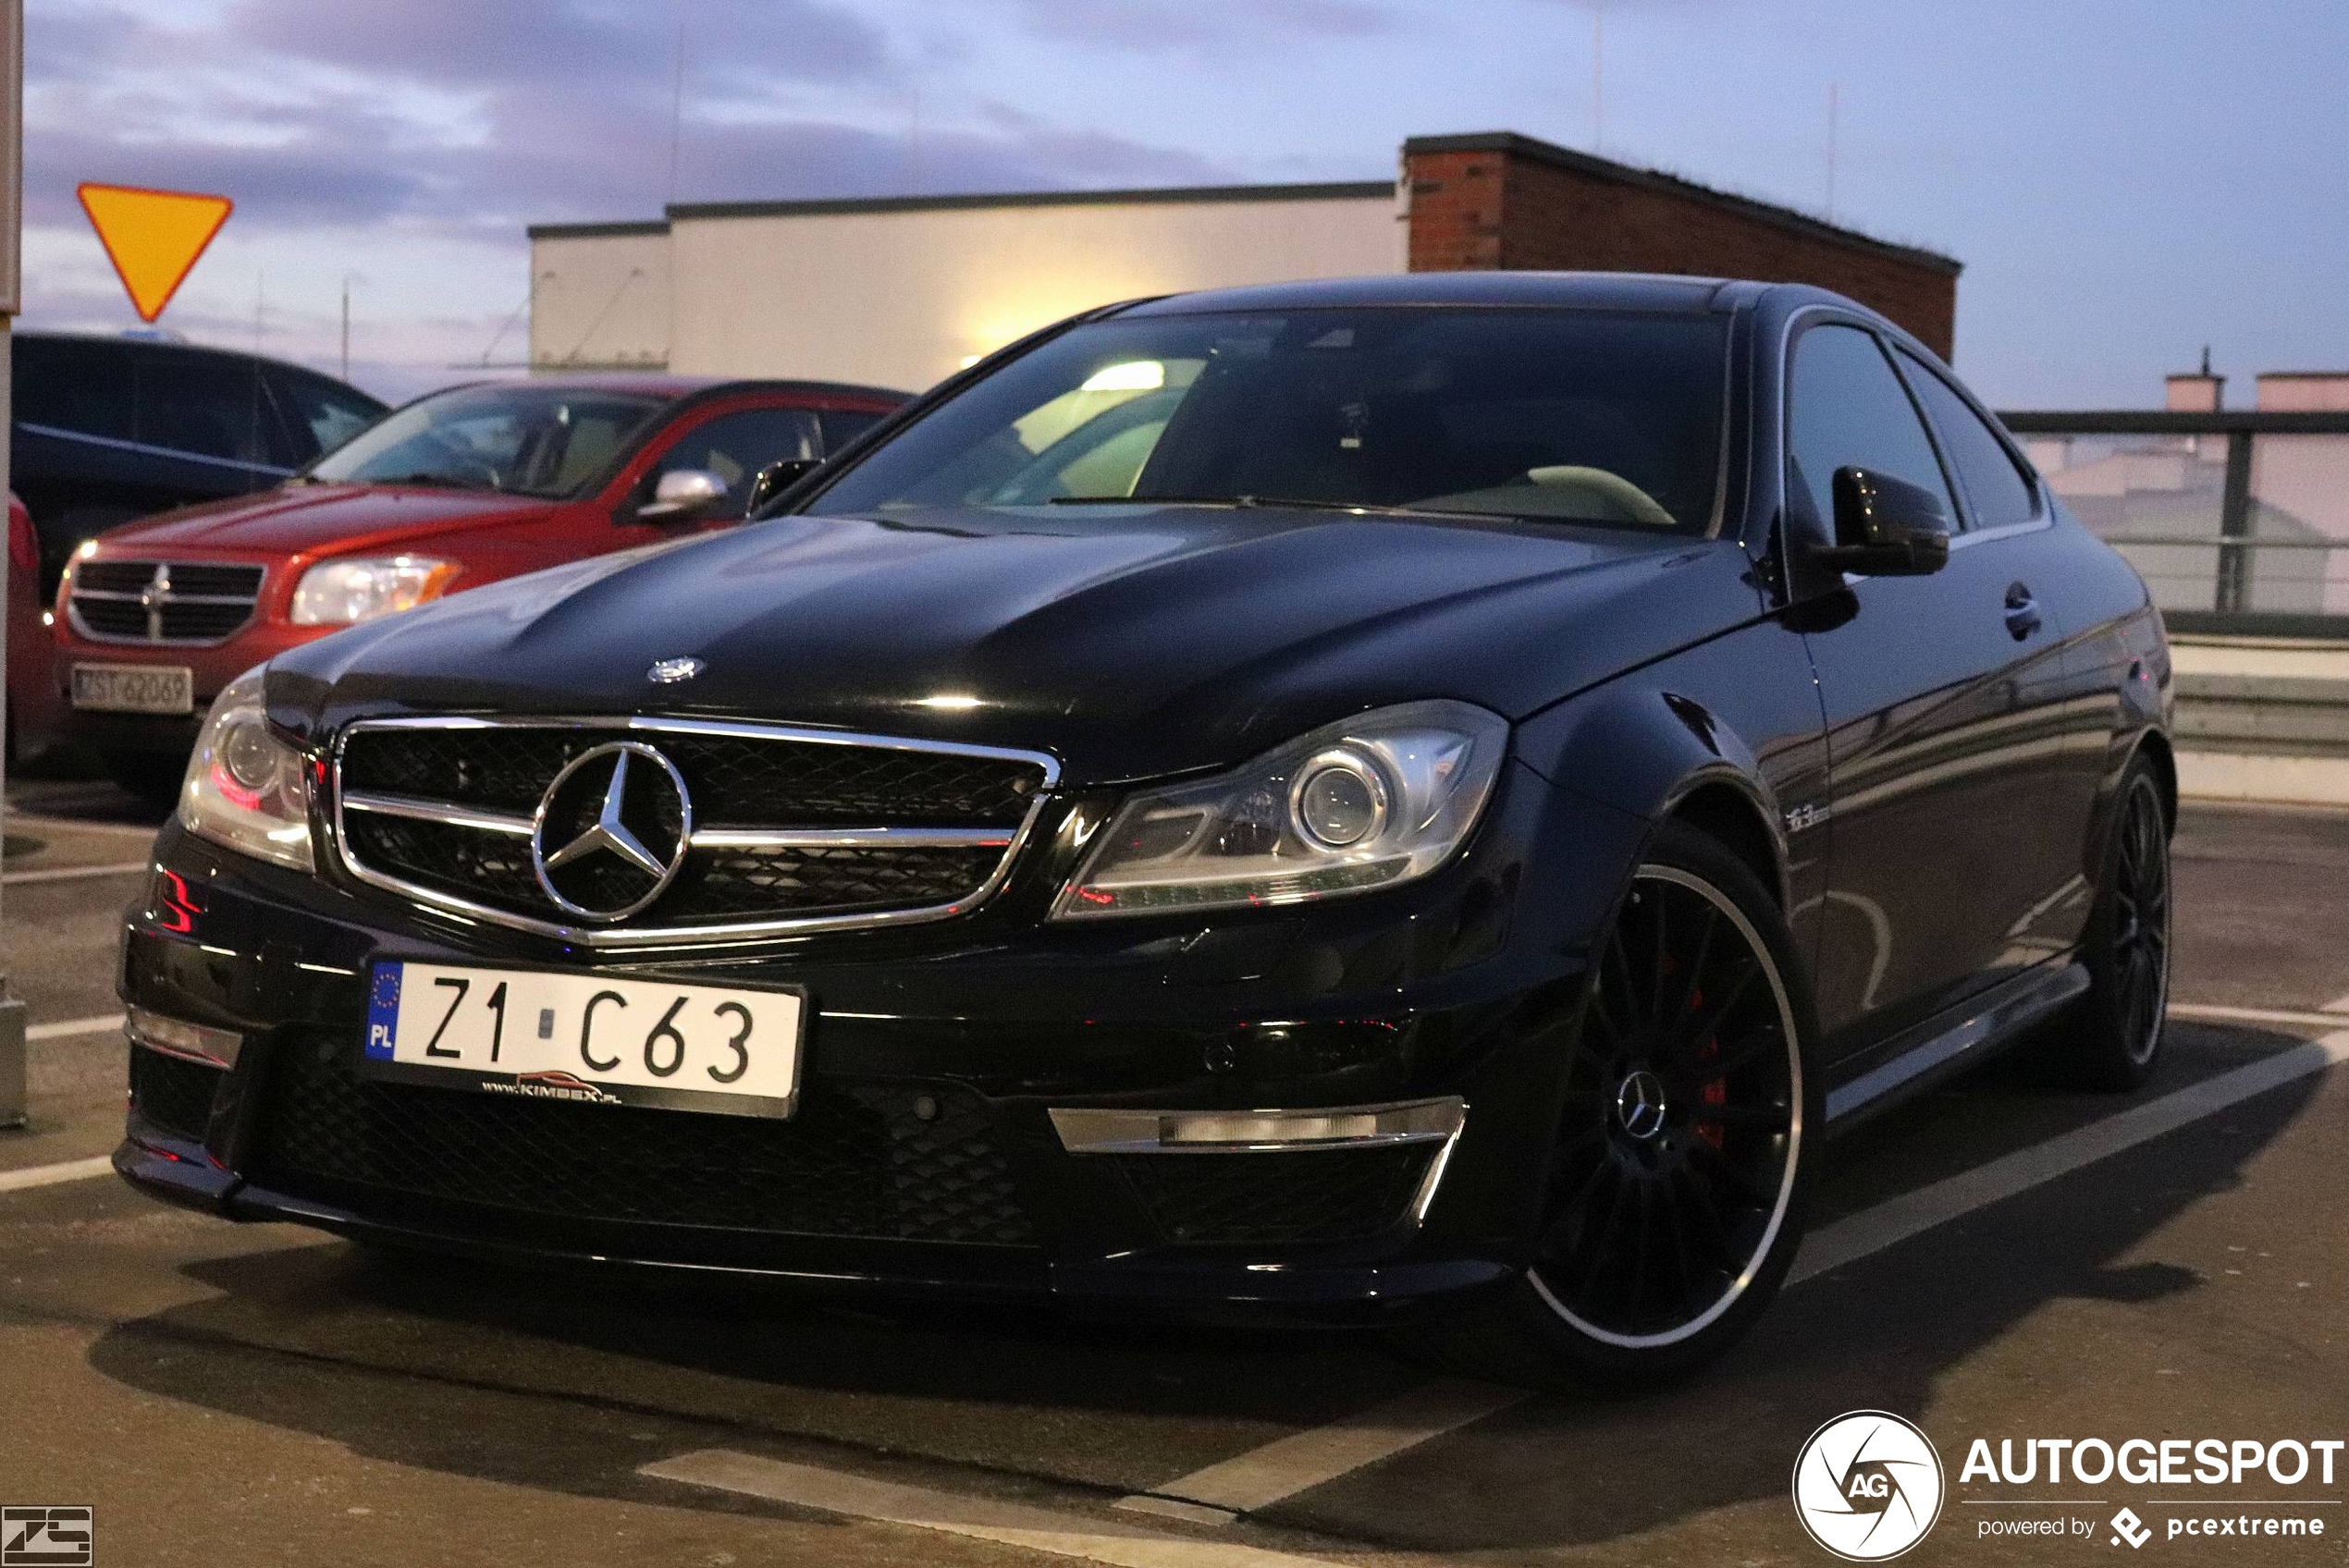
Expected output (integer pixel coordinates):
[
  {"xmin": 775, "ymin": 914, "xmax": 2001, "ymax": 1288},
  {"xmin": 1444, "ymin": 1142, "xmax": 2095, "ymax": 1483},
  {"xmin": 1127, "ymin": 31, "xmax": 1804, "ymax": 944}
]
[{"xmin": 1, "ymin": 784, "xmax": 2343, "ymax": 1567}]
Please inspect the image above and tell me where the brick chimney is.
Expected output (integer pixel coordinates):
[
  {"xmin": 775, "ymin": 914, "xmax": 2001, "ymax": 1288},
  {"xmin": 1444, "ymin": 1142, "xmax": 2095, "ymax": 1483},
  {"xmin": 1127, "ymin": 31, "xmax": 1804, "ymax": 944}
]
[
  {"xmin": 2254, "ymin": 372, "xmax": 2349, "ymax": 411},
  {"xmin": 1400, "ymin": 130, "xmax": 1962, "ymax": 359}
]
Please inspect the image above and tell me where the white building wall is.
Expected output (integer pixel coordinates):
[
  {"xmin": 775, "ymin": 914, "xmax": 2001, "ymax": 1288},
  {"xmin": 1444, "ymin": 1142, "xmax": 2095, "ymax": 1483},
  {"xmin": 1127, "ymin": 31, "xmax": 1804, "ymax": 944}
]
[
  {"xmin": 528, "ymin": 227, "xmax": 673, "ymax": 371},
  {"xmin": 661, "ymin": 190, "xmax": 1402, "ymax": 393}
]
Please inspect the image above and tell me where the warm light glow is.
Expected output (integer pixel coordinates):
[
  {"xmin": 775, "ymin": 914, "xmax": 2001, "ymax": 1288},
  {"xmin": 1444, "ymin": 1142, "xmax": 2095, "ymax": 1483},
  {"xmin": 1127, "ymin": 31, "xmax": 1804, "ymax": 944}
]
[
  {"xmin": 1080, "ymin": 361, "xmax": 1165, "ymax": 393},
  {"xmin": 75, "ymin": 538, "xmax": 99, "ymax": 559},
  {"xmin": 914, "ymin": 694, "xmax": 983, "ymax": 710},
  {"xmin": 958, "ymin": 355, "xmax": 984, "ymax": 370},
  {"xmin": 40, "ymin": 611, "xmax": 53, "ymax": 627}
]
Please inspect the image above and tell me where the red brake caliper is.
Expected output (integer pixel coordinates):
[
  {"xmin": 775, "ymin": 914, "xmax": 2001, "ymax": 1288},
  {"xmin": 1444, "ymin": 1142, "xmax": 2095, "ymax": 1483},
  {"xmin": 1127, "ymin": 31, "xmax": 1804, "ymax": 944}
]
[{"xmin": 1692, "ymin": 986, "xmax": 1727, "ymax": 1148}]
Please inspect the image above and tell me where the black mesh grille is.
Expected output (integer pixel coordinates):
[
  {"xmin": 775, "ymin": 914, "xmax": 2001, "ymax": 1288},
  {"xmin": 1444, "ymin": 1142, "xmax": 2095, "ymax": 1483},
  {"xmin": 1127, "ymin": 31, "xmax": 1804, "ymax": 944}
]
[
  {"xmin": 675, "ymin": 845, "xmax": 1003, "ymax": 918},
  {"xmin": 340, "ymin": 728, "xmax": 1044, "ymax": 827},
  {"xmin": 336, "ymin": 723, "xmax": 1046, "ymax": 931},
  {"xmin": 344, "ymin": 814, "xmax": 545, "ymax": 907},
  {"xmin": 130, "ymin": 1046, "xmax": 223, "ymax": 1141},
  {"xmin": 1109, "ymin": 1145, "xmax": 1433, "ymax": 1245},
  {"xmin": 252, "ymin": 1035, "xmax": 1037, "ymax": 1247}
]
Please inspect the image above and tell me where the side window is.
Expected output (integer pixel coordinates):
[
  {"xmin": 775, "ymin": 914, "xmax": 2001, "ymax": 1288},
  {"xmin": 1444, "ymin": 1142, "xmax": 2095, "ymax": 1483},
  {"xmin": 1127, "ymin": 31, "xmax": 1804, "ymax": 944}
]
[
  {"xmin": 652, "ymin": 408, "xmax": 820, "ymax": 519},
  {"xmin": 1895, "ymin": 349, "xmax": 2037, "ymax": 532},
  {"xmin": 133, "ymin": 354, "xmax": 291, "ymax": 468},
  {"xmin": 274, "ymin": 371, "xmax": 383, "ymax": 460},
  {"xmin": 1787, "ymin": 324, "xmax": 1958, "ymax": 533},
  {"xmin": 12, "ymin": 337, "xmax": 137, "ymax": 440},
  {"xmin": 819, "ymin": 409, "xmax": 886, "ymax": 453}
]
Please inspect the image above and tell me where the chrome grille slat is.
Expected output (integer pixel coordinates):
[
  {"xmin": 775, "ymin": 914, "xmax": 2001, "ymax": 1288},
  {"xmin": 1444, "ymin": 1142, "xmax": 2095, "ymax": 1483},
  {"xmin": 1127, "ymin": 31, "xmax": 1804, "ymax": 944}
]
[{"xmin": 331, "ymin": 716, "xmax": 1057, "ymax": 948}]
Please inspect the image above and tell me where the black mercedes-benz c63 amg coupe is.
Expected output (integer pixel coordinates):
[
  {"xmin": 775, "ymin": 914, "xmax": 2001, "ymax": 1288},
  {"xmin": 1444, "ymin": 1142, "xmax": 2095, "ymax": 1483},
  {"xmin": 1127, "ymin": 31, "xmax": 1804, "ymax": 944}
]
[{"xmin": 117, "ymin": 273, "xmax": 2172, "ymax": 1386}]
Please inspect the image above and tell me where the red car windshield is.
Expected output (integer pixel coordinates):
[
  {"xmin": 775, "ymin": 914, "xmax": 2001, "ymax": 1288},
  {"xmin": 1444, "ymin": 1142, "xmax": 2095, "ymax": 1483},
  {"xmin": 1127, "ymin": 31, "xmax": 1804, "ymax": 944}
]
[{"xmin": 306, "ymin": 384, "xmax": 667, "ymax": 498}]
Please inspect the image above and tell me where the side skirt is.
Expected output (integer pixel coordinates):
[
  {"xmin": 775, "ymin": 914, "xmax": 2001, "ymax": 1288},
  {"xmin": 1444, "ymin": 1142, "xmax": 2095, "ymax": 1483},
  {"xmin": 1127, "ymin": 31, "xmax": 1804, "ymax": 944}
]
[{"xmin": 1823, "ymin": 960, "xmax": 2091, "ymax": 1133}]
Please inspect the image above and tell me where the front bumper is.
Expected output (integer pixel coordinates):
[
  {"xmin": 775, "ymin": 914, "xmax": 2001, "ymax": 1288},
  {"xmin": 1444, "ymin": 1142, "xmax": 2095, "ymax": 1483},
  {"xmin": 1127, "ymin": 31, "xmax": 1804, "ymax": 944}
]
[
  {"xmin": 54, "ymin": 619, "xmax": 320, "ymax": 758},
  {"xmin": 116, "ymin": 764, "xmax": 1644, "ymax": 1319}
]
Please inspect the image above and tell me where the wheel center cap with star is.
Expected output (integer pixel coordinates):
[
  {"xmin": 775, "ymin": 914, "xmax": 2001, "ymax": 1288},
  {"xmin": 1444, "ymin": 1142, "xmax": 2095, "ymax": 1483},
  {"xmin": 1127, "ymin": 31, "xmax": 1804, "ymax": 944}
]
[{"xmin": 530, "ymin": 741, "xmax": 695, "ymax": 922}]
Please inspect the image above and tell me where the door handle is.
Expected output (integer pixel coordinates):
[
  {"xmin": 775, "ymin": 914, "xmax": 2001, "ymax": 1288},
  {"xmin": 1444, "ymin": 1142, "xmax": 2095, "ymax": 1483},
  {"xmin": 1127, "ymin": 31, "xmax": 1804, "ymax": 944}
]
[{"xmin": 2003, "ymin": 582, "xmax": 2042, "ymax": 641}]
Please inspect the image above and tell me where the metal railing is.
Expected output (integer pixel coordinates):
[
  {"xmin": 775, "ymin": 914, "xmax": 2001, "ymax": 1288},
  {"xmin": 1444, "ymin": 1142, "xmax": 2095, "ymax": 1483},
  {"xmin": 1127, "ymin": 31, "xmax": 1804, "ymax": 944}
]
[{"xmin": 1998, "ymin": 410, "xmax": 2349, "ymax": 640}]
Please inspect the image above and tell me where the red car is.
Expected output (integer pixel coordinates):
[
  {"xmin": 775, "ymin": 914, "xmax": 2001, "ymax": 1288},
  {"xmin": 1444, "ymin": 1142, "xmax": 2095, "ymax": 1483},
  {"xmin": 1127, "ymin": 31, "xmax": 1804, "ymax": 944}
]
[
  {"xmin": 52, "ymin": 374, "xmax": 904, "ymax": 800},
  {"xmin": 7, "ymin": 491, "xmax": 65, "ymax": 763}
]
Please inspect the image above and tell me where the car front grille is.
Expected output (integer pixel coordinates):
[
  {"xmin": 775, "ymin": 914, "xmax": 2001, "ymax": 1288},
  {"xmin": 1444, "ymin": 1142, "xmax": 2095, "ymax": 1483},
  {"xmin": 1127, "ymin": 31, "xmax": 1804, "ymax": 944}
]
[
  {"xmin": 69, "ymin": 560, "xmax": 266, "ymax": 644},
  {"xmin": 331, "ymin": 717, "xmax": 1054, "ymax": 943},
  {"xmin": 252, "ymin": 1034, "xmax": 1038, "ymax": 1247},
  {"xmin": 1107, "ymin": 1145, "xmax": 1434, "ymax": 1245}
]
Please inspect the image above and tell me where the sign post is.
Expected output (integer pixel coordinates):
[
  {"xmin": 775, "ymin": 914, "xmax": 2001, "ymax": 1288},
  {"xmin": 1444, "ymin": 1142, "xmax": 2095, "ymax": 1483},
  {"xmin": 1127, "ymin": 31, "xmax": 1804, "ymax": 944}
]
[{"xmin": 1, "ymin": 0, "xmax": 26, "ymax": 1128}]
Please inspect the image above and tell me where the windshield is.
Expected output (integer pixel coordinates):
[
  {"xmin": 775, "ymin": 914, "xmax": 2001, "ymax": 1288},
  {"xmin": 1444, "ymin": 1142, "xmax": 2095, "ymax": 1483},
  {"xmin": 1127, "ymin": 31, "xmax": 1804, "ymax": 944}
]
[
  {"xmin": 805, "ymin": 308, "xmax": 1728, "ymax": 533},
  {"xmin": 307, "ymin": 384, "xmax": 668, "ymax": 497}
]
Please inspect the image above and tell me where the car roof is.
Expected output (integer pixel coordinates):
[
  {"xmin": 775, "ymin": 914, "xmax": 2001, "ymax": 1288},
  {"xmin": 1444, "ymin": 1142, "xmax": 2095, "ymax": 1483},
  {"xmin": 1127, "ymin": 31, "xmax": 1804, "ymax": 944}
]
[
  {"xmin": 1117, "ymin": 271, "xmax": 1745, "ymax": 317},
  {"xmin": 11, "ymin": 328, "xmax": 385, "ymax": 396},
  {"xmin": 447, "ymin": 373, "xmax": 910, "ymax": 406}
]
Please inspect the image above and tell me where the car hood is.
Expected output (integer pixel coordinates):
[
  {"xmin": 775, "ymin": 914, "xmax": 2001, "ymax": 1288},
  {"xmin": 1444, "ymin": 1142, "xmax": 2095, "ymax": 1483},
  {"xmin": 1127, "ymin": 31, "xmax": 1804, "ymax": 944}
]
[
  {"xmin": 93, "ymin": 483, "xmax": 560, "ymax": 557},
  {"xmin": 271, "ymin": 504, "xmax": 1760, "ymax": 784}
]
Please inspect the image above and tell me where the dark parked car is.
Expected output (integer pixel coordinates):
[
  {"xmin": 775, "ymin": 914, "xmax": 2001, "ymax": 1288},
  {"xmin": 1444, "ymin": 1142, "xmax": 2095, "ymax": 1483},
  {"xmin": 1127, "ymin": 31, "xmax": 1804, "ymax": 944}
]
[
  {"xmin": 11, "ymin": 330, "xmax": 387, "ymax": 595},
  {"xmin": 51, "ymin": 374, "xmax": 905, "ymax": 802},
  {"xmin": 115, "ymin": 274, "xmax": 2173, "ymax": 1388}
]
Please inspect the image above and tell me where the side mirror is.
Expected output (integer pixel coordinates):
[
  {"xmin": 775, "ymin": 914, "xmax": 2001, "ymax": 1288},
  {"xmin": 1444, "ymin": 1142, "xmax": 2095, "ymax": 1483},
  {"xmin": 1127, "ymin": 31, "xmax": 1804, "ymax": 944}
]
[
  {"xmin": 1810, "ymin": 465, "xmax": 1951, "ymax": 576},
  {"xmin": 638, "ymin": 468, "xmax": 729, "ymax": 521},
  {"xmin": 745, "ymin": 457, "xmax": 822, "ymax": 516}
]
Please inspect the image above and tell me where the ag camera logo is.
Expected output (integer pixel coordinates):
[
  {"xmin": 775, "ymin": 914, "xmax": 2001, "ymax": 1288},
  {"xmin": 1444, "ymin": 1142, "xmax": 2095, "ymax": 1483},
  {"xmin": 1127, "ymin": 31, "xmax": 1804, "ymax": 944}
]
[{"xmin": 1792, "ymin": 1411, "xmax": 1946, "ymax": 1561}]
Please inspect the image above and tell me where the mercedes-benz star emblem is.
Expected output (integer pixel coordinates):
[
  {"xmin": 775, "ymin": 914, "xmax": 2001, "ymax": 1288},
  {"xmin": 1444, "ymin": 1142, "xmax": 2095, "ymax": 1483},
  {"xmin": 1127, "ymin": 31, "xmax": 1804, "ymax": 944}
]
[
  {"xmin": 1614, "ymin": 1069, "xmax": 1669, "ymax": 1141},
  {"xmin": 530, "ymin": 742, "xmax": 694, "ymax": 922},
  {"xmin": 646, "ymin": 655, "xmax": 706, "ymax": 684}
]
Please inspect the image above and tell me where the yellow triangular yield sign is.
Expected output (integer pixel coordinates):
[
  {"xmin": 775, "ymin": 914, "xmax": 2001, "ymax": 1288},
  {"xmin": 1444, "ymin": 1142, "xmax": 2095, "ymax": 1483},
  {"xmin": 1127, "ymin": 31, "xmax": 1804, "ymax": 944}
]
[{"xmin": 77, "ymin": 183, "xmax": 235, "ymax": 323}]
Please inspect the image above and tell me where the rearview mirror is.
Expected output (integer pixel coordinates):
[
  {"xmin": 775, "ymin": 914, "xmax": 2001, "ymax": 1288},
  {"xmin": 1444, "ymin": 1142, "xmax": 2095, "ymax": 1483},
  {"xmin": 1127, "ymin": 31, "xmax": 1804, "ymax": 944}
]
[
  {"xmin": 745, "ymin": 457, "xmax": 822, "ymax": 516},
  {"xmin": 1809, "ymin": 465, "xmax": 1951, "ymax": 577},
  {"xmin": 638, "ymin": 468, "xmax": 729, "ymax": 521}
]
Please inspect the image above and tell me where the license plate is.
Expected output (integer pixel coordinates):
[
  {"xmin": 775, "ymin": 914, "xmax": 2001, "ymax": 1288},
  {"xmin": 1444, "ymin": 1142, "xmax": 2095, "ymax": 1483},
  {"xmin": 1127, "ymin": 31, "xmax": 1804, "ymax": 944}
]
[
  {"xmin": 71, "ymin": 663, "xmax": 195, "ymax": 715},
  {"xmin": 363, "ymin": 962, "xmax": 806, "ymax": 1117}
]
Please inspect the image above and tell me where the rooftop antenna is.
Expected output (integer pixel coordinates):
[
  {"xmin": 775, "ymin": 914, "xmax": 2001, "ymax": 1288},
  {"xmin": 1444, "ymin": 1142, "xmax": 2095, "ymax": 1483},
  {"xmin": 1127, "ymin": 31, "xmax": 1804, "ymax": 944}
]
[
  {"xmin": 2200, "ymin": 344, "xmax": 2213, "ymax": 376},
  {"xmin": 1592, "ymin": 0, "xmax": 1605, "ymax": 154},
  {"xmin": 1826, "ymin": 82, "xmax": 1839, "ymax": 222},
  {"xmin": 666, "ymin": 3, "xmax": 687, "ymax": 204}
]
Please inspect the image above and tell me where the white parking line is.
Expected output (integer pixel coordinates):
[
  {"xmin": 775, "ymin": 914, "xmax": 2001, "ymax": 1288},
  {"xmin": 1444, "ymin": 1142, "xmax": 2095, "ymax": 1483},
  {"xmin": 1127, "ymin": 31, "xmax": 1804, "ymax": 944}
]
[
  {"xmin": 27, "ymin": 1013, "xmax": 126, "ymax": 1043},
  {"xmin": 1113, "ymin": 1378, "xmax": 1530, "ymax": 1522},
  {"xmin": 1790, "ymin": 1027, "xmax": 2349, "ymax": 1284},
  {"xmin": 639, "ymin": 1451, "xmax": 1344, "ymax": 1568},
  {"xmin": 2, "ymin": 814, "xmax": 166, "ymax": 840},
  {"xmin": 2170, "ymin": 1002, "xmax": 2349, "ymax": 1030},
  {"xmin": 1, "ymin": 861, "xmax": 150, "ymax": 886},
  {"xmin": 0, "ymin": 1157, "xmax": 117, "ymax": 1194}
]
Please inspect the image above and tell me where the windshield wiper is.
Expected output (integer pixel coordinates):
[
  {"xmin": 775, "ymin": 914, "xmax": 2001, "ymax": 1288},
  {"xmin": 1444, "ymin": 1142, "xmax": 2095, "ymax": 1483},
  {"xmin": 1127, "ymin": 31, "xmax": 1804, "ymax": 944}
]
[
  {"xmin": 374, "ymin": 472, "xmax": 485, "ymax": 489},
  {"xmin": 1045, "ymin": 494, "xmax": 1496, "ymax": 522}
]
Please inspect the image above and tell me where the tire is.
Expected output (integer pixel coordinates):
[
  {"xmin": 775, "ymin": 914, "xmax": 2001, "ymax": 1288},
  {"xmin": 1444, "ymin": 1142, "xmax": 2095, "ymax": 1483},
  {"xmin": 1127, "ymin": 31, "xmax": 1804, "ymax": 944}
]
[
  {"xmin": 1413, "ymin": 820, "xmax": 1822, "ymax": 1392},
  {"xmin": 2061, "ymin": 757, "xmax": 2171, "ymax": 1091}
]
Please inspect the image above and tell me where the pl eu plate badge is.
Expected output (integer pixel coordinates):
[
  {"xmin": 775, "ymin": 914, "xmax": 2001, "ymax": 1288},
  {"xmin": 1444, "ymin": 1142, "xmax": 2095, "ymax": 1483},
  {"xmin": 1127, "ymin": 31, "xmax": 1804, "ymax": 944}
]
[{"xmin": 366, "ymin": 963, "xmax": 402, "ymax": 1060}]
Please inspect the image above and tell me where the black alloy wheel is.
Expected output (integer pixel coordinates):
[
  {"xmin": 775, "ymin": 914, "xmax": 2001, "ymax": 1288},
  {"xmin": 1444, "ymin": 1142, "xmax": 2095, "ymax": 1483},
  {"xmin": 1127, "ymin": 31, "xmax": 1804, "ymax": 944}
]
[
  {"xmin": 2066, "ymin": 758, "xmax": 2172, "ymax": 1090},
  {"xmin": 1420, "ymin": 822, "xmax": 1819, "ymax": 1390}
]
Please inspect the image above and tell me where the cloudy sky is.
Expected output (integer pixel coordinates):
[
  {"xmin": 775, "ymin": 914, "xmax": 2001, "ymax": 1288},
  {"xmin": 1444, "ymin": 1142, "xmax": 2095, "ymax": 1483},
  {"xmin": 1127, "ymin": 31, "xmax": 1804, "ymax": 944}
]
[{"xmin": 19, "ymin": 0, "xmax": 2349, "ymax": 406}]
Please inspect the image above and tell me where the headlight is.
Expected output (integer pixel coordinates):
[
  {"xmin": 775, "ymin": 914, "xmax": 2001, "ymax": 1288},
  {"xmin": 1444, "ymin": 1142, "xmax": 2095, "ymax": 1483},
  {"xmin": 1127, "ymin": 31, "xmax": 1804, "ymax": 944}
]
[
  {"xmin": 179, "ymin": 666, "xmax": 314, "ymax": 872},
  {"xmin": 1052, "ymin": 700, "xmax": 1507, "ymax": 919},
  {"xmin": 289, "ymin": 556, "xmax": 458, "ymax": 625}
]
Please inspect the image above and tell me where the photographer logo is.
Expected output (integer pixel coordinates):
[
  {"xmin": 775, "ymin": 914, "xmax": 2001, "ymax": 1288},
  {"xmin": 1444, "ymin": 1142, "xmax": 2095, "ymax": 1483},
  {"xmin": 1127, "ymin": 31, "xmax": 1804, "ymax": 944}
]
[{"xmin": 1793, "ymin": 1411, "xmax": 1946, "ymax": 1561}]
